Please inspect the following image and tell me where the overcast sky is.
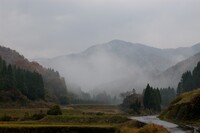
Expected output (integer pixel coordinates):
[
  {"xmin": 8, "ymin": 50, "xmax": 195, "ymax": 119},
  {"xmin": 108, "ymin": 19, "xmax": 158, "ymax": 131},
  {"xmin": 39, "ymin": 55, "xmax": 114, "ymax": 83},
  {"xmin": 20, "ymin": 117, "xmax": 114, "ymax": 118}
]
[{"xmin": 0, "ymin": 0, "xmax": 200, "ymax": 59}]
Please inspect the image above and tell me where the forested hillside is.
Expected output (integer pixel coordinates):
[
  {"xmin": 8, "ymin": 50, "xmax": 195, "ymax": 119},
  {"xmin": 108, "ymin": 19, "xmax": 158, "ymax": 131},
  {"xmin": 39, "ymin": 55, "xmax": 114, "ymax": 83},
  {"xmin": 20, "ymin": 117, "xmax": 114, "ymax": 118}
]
[
  {"xmin": 177, "ymin": 61, "xmax": 200, "ymax": 95},
  {"xmin": 0, "ymin": 57, "xmax": 44, "ymax": 102},
  {"xmin": 160, "ymin": 61, "xmax": 200, "ymax": 124},
  {"xmin": 0, "ymin": 45, "xmax": 68, "ymax": 105},
  {"xmin": 154, "ymin": 53, "xmax": 200, "ymax": 88}
]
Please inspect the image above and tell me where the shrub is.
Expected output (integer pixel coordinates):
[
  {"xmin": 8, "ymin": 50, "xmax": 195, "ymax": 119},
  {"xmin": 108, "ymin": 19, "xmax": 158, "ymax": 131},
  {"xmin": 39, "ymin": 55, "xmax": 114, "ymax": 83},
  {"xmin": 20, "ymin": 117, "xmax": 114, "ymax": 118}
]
[
  {"xmin": 31, "ymin": 110, "xmax": 46, "ymax": 120},
  {"xmin": 47, "ymin": 105, "xmax": 62, "ymax": 115}
]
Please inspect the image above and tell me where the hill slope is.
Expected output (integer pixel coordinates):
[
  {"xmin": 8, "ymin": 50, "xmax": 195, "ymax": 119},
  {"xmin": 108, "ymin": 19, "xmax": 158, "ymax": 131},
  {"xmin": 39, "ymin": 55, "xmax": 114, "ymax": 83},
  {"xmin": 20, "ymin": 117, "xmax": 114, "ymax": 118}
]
[
  {"xmin": 0, "ymin": 45, "xmax": 68, "ymax": 105},
  {"xmin": 153, "ymin": 53, "xmax": 200, "ymax": 88},
  {"xmin": 160, "ymin": 89, "xmax": 200, "ymax": 123}
]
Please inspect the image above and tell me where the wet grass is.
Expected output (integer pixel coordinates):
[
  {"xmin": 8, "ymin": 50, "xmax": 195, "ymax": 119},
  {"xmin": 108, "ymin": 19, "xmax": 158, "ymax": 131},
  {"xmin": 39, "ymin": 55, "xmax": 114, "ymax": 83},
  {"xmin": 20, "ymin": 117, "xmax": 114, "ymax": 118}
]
[
  {"xmin": 0, "ymin": 105, "xmax": 127, "ymax": 132},
  {"xmin": 0, "ymin": 105, "xmax": 169, "ymax": 133}
]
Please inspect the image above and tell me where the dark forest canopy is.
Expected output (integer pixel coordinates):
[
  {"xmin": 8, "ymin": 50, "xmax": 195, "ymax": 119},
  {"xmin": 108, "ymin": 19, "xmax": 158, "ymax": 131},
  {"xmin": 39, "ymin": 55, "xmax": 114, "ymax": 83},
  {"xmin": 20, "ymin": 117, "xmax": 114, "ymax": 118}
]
[
  {"xmin": 0, "ymin": 45, "xmax": 69, "ymax": 105},
  {"xmin": 143, "ymin": 84, "xmax": 161, "ymax": 112},
  {"xmin": 177, "ymin": 61, "xmax": 200, "ymax": 95},
  {"xmin": 0, "ymin": 57, "xmax": 44, "ymax": 101}
]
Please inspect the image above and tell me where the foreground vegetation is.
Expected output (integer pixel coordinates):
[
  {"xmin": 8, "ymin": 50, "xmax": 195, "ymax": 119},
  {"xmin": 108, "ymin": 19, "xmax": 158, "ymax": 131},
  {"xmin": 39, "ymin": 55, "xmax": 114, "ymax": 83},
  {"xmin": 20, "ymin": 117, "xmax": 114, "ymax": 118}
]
[
  {"xmin": 0, "ymin": 105, "xmax": 168, "ymax": 133},
  {"xmin": 160, "ymin": 89, "xmax": 200, "ymax": 127},
  {"xmin": 119, "ymin": 120, "xmax": 169, "ymax": 133}
]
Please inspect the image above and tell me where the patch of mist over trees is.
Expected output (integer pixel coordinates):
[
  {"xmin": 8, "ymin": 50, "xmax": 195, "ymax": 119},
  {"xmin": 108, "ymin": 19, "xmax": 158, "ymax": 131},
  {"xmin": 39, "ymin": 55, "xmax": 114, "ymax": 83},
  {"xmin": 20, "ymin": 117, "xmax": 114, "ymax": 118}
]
[
  {"xmin": 92, "ymin": 91, "xmax": 119, "ymax": 104},
  {"xmin": 159, "ymin": 87, "xmax": 176, "ymax": 106},
  {"xmin": 0, "ymin": 57, "xmax": 44, "ymax": 101},
  {"xmin": 177, "ymin": 61, "xmax": 200, "ymax": 95},
  {"xmin": 68, "ymin": 89, "xmax": 120, "ymax": 105}
]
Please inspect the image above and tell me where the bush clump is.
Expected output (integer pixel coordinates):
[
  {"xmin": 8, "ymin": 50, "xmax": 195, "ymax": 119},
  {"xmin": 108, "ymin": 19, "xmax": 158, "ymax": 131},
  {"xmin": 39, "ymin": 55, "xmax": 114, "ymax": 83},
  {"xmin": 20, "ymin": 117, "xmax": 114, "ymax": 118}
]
[
  {"xmin": 47, "ymin": 105, "xmax": 62, "ymax": 115},
  {"xmin": 31, "ymin": 110, "xmax": 46, "ymax": 120}
]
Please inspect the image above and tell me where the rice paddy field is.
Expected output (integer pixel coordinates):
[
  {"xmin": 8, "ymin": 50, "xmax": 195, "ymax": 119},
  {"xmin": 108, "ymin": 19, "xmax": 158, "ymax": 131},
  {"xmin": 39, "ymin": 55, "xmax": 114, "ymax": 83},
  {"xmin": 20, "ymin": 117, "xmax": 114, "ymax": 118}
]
[{"xmin": 0, "ymin": 105, "xmax": 169, "ymax": 133}]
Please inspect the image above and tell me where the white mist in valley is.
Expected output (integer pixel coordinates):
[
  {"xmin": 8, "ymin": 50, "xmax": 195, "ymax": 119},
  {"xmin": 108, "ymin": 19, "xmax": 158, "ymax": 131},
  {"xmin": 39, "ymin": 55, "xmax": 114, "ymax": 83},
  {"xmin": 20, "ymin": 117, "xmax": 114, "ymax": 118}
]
[
  {"xmin": 36, "ymin": 40, "xmax": 200, "ymax": 98},
  {"xmin": 38, "ymin": 41, "xmax": 152, "ymax": 94}
]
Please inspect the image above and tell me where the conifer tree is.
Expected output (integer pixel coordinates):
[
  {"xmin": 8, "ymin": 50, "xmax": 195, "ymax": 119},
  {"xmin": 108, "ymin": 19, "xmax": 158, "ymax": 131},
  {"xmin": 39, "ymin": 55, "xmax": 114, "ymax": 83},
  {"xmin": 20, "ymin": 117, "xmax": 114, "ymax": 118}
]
[{"xmin": 143, "ymin": 84, "xmax": 161, "ymax": 112}]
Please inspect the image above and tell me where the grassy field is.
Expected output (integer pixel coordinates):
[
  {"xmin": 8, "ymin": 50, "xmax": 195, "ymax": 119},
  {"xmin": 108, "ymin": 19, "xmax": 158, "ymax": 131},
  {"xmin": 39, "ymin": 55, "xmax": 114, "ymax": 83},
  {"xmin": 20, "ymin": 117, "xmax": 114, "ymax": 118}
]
[{"xmin": 0, "ymin": 105, "xmax": 169, "ymax": 133}]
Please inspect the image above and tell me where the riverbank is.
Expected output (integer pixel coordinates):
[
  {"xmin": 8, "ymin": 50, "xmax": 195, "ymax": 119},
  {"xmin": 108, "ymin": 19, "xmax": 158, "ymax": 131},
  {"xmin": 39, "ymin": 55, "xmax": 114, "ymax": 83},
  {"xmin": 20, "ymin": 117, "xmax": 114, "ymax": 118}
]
[{"xmin": 129, "ymin": 115, "xmax": 190, "ymax": 133}]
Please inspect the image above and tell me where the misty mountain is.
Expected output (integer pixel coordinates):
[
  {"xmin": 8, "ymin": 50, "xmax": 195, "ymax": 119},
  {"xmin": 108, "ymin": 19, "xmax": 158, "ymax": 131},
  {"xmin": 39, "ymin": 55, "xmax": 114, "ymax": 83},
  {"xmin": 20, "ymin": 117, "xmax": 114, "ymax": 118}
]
[
  {"xmin": 36, "ymin": 40, "xmax": 200, "ymax": 96},
  {"xmin": 95, "ymin": 53, "xmax": 200, "ymax": 97},
  {"xmin": 152, "ymin": 53, "xmax": 200, "ymax": 89}
]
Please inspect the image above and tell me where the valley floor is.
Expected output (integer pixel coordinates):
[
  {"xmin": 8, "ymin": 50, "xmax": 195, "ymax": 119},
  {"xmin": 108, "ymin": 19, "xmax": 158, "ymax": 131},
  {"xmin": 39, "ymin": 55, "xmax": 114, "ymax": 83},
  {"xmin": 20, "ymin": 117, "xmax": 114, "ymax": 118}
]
[{"xmin": 0, "ymin": 105, "xmax": 169, "ymax": 133}]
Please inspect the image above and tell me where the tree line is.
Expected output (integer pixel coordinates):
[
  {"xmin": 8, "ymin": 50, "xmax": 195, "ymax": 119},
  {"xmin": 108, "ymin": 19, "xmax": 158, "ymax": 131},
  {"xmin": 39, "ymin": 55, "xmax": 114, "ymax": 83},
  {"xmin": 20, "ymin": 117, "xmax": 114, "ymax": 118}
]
[
  {"xmin": 121, "ymin": 61, "xmax": 200, "ymax": 113},
  {"xmin": 121, "ymin": 84, "xmax": 162, "ymax": 113}
]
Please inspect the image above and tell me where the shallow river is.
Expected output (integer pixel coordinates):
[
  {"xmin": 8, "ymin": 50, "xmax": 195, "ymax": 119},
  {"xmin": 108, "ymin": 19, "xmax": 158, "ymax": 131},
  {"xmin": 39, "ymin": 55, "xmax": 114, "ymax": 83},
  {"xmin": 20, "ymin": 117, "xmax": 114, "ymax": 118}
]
[{"xmin": 129, "ymin": 116, "xmax": 191, "ymax": 133}]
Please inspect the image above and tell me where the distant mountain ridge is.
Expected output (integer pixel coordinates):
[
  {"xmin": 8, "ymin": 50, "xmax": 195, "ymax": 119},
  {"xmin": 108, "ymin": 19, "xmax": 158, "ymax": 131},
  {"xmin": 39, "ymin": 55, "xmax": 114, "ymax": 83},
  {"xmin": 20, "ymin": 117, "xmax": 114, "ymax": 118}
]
[{"xmin": 36, "ymin": 40, "xmax": 200, "ymax": 96}]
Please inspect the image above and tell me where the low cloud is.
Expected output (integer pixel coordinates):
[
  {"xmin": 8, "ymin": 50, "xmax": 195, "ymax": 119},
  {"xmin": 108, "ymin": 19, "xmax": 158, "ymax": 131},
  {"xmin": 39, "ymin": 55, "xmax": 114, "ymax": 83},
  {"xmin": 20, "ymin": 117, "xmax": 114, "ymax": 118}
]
[{"xmin": 0, "ymin": 0, "xmax": 200, "ymax": 59}]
